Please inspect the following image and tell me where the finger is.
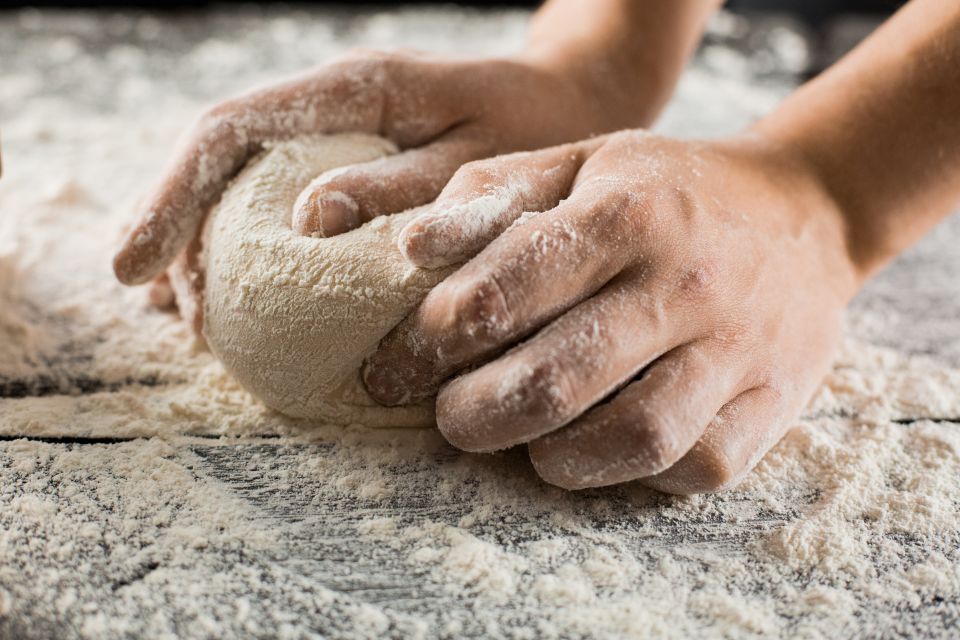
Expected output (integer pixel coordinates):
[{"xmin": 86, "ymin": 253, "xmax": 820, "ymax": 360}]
[
  {"xmin": 167, "ymin": 232, "xmax": 206, "ymax": 338},
  {"xmin": 398, "ymin": 140, "xmax": 604, "ymax": 268},
  {"xmin": 641, "ymin": 385, "xmax": 791, "ymax": 495},
  {"xmin": 528, "ymin": 341, "xmax": 752, "ymax": 489},
  {"xmin": 363, "ymin": 190, "xmax": 642, "ymax": 406},
  {"xmin": 112, "ymin": 59, "xmax": 396, "ymax": 286},
  {"xmin": 435, "ymin": 280, "xmax": 704, "ymax": 453},
  {"xmin": 292, "ymin": 132, "xmax": 490, "ymax": 237},
  {"xmin": 148, "ymin": 273, "xmax": 176, "ymax": 310}
]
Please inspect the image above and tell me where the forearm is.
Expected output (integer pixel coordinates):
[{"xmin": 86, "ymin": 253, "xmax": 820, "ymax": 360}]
[
  {"xmin": 520, "ymin": 0, "xmax": 722, "ymax": 129},
  {"xmin": 757, "ymin": 0, "xmax": 960, "ymax": 279}
]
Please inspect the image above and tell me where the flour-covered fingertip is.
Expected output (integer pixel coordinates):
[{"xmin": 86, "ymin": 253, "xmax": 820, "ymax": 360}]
[
  {"xmin": 361, "ymin": 358, "xmax": 412, "ymax": 407},
  {"xmin": 113, "ymin": 242, "xmax": 155, "ymax": 286},
  {"xmin": 398, "ymin": 213, "xmax": 452, "ymax": 269},
  {"xmin": 293, "ymin": 187, "xmax": 360, "ymax": 238}
]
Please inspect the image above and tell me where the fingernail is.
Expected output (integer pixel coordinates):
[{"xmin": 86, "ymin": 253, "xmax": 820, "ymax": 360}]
[
  {"xmin": 361, "ymin": 360, "xmax": 411, "ymax": 407},
  {"xmin": 113, "ymin": 245, "xmax": 151, "ymax": 285},
  {"xmin": 318, "ymin": 194, "xmax": 361, "ymax": 236},
  {"xmin": 114, "ymin": 211, "xmax": 166, "ymax": 285},
  {"xmin": 397, "ymin": 218, "xmax": 428, "ymax": 263},
  {"xmin": 398, "ymin": 213, "xmax": 451, "ymax": 269},
  {"xmin": 294, "ymin": 190, "xmax": 361, "ymax": 238}
]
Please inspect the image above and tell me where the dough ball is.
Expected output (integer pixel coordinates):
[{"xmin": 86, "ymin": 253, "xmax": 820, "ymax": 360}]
[{"xmin": 203, "ymin": 134, "xmax": 452, "ymax": 426}]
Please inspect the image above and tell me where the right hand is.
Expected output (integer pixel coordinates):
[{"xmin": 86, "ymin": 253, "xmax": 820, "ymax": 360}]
[
  {"xmin": 364, "ymin": 130, "xmax": 860, "ymax": 493},
  {"xmin": 112, "ymin": 49, "xmax": 626, "ymax": 330}
]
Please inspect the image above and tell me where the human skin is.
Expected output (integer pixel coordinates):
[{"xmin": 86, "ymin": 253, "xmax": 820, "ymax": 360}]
[
  {"xmin": 112, "ymin": 0, "xmax": 719, "ymax": 333},
  {"xmin": 361, "ymin": 0, "xmax": 960, "ymax": 493},
  {"xmin": 112, "ymin": 0, "xmax": 960, "ymax": 494}
]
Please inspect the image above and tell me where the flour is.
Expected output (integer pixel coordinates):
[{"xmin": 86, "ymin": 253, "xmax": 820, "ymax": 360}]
[
  {"xmin": 1, "ymin": 5, "xmax": 959, "ymax": 639},
  {"xmin": 333, "ymin": 412, "xmax": 960, "ymax": 638},
  {"xmin": 399, "ymin": 187, "xmax": 523, "ymax": 268}
]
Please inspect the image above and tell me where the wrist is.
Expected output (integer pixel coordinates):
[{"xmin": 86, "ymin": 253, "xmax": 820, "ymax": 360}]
[
  {"xmin": 748, "ymin": 115, "xmax": 895, "ymax": 284},
  {"xmin": 515, "ymin": 47, "xmax": 668, "ymax": 132},
  {"xmin": 516, "ymin": 0, "xmax": 721, "ymax": 132},
  {"xmin": 720, "ymin": 128, "xmax": 865, "ymax": 299}
]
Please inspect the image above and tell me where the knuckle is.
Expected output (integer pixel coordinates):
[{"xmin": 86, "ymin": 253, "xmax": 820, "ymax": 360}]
[
  {"xmin": 625, "ymin": 409, "xmax": 683, "ymax": 474},
  {"xmin": 338, "ymin": 48, "xmax": 417, "ymax": 78},
  {"xmin": 528, "ymin": 440, "xmax": 581, "ymax": 490},
  {"xmin": 675, "ymin": 259, "xmax": 721, "ymax": 303},
  {"xmin": 603, "ymin": 130, "xmax": 634, "ymax": 148},
  {"xmin": 605, "ymin": 129, "xmax": 652, "ymax": 151},
  {"xmin": 513, "ymin": 359, "xmax": 578, "ymax": 419},
  {"xmin": 456, "ymin": 159, "xmax": 504, "ymax": 188},
  {"xmin": 450, "ymin": 271, "xmax": 515, "ymax": 340},
  {"xmin": 193, "ymin": 104, "xmax": 247, "ymax": 151},
  {"xmin": 195, "ymin": 105, "xmax": 234, "ymax": 136},
  {"xmin": 647, "ymin": 439, "xmax": 746, "ymax": 495},
  {"xmin": 687, "ymin": 446, "xmax": 741, "ymax": 493},
  {"xmin": 574, "ymin": 193, "xmax": 642, "ymax": 248},
  {"xmin": 330, "ymin": 49, "xmax": 396, "ymax": 88}
]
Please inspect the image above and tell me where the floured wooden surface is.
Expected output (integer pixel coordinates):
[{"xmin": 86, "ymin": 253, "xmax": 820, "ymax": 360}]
[
  {"xmin": 1, "ymin": 6, "xmax": 959, "ymax": 639},
  {"xmin": 3, "ymin": 418, "xmax": 960, "ymax": 639}
]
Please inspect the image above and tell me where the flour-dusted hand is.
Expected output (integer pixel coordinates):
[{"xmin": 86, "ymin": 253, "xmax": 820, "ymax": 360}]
[
  {"xmin": 111, "ymin": 50, "xmax": 618, "ymax": 334},
  {"xmin": 397, "ymin": 142, "xmax": 598, "ymax": 268},
  {"xmin": 367, "ymin": 0, "xmax": 960, "ymax": 493},
  {"xmin": 112, "ymin": 0, "xmax": 721, "ymax": 337},
  {"xmin": 364, "ymin": 131, "xmax": 860, "ymax": 493},
  {"xmin": 113, "ymin": 51, "xmax": 606, "ymax": 287}
]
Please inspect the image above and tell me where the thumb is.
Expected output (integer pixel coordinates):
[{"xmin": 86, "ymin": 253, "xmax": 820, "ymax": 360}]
[{"xmin": 292, "ymin": 132, "xmax": 490, "ymax": 238}]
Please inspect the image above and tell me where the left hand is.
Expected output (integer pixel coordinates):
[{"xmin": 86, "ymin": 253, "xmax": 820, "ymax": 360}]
[{"xmin": 363, "ymin": 130, "xmax": 862, "ymax": 494}]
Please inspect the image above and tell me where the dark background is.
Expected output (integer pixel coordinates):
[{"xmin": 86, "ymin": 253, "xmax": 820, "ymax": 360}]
[{"xmin": 0, "ymin": 0, "xmax": 906, "ymax": 26}]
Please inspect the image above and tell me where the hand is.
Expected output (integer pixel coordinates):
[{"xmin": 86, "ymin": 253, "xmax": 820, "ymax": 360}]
[
  {"xmin": 363, "ymin": 130, "xmax": 862, "ymax": 494},
  {"xmin": 113, "ymin": 50, "xmax": 628, "ymax": 330}
]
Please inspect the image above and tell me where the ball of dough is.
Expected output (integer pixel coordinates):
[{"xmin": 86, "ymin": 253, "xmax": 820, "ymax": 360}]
[{"xmin": 203, "ymin": 134, "xmax": 452, "ymax": 426}]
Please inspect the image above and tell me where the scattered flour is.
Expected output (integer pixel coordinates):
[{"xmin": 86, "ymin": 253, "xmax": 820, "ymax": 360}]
[{"xmin": 5, "ymin": 407, "xmax": 958, "ymax": 638}]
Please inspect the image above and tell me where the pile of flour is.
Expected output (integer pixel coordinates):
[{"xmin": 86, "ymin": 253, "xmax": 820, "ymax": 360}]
[{"xmin": 1, "ymin": 6, "xmax": 959, "ymax": 638}]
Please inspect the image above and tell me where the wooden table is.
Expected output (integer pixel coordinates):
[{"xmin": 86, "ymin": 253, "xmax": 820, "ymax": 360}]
[{"xmin": 1, "ymin": 6, "xmax": 958, "ymax": 639}]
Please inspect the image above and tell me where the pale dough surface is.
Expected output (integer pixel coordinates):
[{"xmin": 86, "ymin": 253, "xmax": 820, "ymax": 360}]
[{"xmin": 203, "ymin": 134, "xmax": 451, "ymax": 425}]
